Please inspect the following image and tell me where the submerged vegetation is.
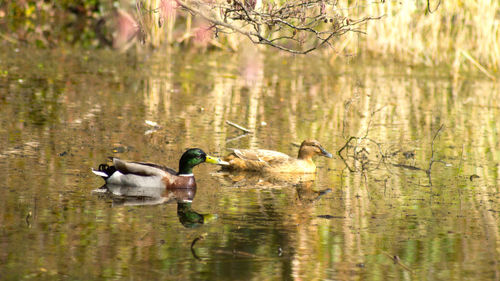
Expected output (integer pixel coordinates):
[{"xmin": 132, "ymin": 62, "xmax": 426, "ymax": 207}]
[{"xmin": 0, "ymin": 0, "xmax": 498, "ymax": 76}]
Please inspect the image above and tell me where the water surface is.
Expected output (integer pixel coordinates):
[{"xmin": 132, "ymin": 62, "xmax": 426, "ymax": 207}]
[{"xmin": 0, "ymin": 46, "xmax": 499, "ymax": 280}]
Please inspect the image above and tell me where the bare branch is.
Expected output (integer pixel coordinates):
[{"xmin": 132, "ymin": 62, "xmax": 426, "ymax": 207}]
[
  {"xmin": 152, "ymin": 0, "xmax": 385, "ymax": 54},
  {"xmin": 427, "ymin": 0, "xmax": 441, "ymax": 13}
]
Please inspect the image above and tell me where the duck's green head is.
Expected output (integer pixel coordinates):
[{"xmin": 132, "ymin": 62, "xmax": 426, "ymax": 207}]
[{"xmin": 178, "ymin": 148, "xmax": 228, "ymax": 175}]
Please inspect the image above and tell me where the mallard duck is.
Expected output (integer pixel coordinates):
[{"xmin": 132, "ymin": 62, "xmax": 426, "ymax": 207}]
[
  {"xmin": 92, "ymin": 148, "xmax": 228, "ymax": 188},
  {"xmin": 223, "ymin": 139, "xmax": 332, "ymax": 173}
]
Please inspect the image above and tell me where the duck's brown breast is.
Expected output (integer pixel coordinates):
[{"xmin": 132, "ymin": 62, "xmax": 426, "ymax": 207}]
[
  {"xmin": 163, "ymin": 175, "xmax": 196, "ymax": 188},
  {"xmin": 264, "ymin": 159, "xmax": 317, "ymax": 173}
]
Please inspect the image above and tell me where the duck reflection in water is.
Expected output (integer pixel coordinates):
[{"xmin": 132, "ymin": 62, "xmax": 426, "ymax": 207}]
[
  {"xmin": 93, "ymin": 184, "xmax": 216, "ymax": 228},
  {"xmin": 294, "ymin": 180, "xmax": 332, "ymax": 205},
  {"xmin": 217, "ymin": 169, "xmax": 317, "ymax": 188},
  {"xmin": 177, "ymin": 202, "xmax": 217, "ymax": 228}
]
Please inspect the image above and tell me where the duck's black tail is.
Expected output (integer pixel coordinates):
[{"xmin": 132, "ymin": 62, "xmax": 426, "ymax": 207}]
[{"xmin": 92, "ymin": 163, "xmax": 116, "ymax": 178}]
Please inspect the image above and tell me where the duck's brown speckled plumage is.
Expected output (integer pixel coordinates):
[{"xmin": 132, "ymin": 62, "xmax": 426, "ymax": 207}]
[{"xmin": 223, "ymin": 139, "xmax": 332, "ymax": 173}]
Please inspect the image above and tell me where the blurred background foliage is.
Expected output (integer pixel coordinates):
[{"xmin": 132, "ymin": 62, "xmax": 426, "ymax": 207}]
[
  {"xmin": 0, "ymin": 0, "xmax": 499, "ymax": 76},
  {"xmin": 0, "ymin": 0, "xmax": 115, "ymax": 48}
]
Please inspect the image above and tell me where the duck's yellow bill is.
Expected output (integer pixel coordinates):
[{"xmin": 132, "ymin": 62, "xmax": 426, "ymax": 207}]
[{"xmin": 205, "ymin": 155, "xmax": 230, "ymax": 166}]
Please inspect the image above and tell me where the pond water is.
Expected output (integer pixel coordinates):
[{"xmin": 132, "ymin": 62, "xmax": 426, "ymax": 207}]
[{"xmin": 0, "ymin": 45, "xmax": 499, "ymax": 280}]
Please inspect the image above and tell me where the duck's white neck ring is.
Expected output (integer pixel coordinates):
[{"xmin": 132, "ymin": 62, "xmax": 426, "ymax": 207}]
[{"xmin": 178, "ymin": 173, "xmax": 194, "ymax": 177}]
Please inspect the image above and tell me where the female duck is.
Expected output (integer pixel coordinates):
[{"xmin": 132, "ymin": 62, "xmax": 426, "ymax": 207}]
[
  {"xmin": 223, "ymin": 139, "xmax": 332, "ymax": 173},
  {"xmin": 92, "ymin": 148, "xmax": 228, "ymax": 188}
]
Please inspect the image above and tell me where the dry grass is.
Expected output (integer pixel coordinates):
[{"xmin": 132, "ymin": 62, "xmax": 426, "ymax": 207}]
[
  {"xmin": 343, "ymin": 0, "xmax": 499, "ymax": 77},
  {"xmin": 138, "ymin": 0, "xmax": 499, "ymax": 76}
]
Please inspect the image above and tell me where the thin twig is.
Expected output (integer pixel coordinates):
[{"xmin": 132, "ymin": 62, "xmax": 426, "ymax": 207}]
[
  {"xmin": 226, "ymin": 133, "xmax": 251, "ymax": 143},
  {"xmin": 225, "ymin": 120, "xmax": 252, "ymax": 133},
  {"xmin": 457, "ymin": 143, "xmax": 465, "ymax": 197},
  {"xmin": 427, "ymin": 0, "xmax": 441, "ymax": 13},
  {"xmin": 382, "ymin": 252, "xmax": 413, "ymax": 273},
  {"xmin": 337, "ymin": 136, "xmax": 357, "ymax": 172},
  {"xmin": 338, "ymin": 102, "xmax": 388, "ymax": 173},
  {"xmin": 426, "ymin": 124, "xmax": 444, "ymax": 187},
  {"xmin": 457, "ymin": 143, "xmax": 464, "ymax": 176},
  {"xmin": 461, "ymin": 50, "xmax": 495, "ymax": 80},
  {"xmin": 191, "ymin": 234, "xmax": 208, "ymax": 261},
  {"xmin": 363, "ymin": 106, "xmax": 386, "ymax": 138}
]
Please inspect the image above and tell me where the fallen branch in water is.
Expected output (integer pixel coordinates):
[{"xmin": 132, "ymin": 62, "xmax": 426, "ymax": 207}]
[
  {"xmin": 391, "ymin": 163, "xmax": 423, "ymax": 171},
  {"xmin": 226, "ymin": 120, "xmax": 252, "ymax": 134},
  {"xmin": 337, "ymin": 105, "xmax": 389, "ymax": 173},
  {"xmin": 382, "ymin": 252, "xmax": 413, "ymax": 273}
]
